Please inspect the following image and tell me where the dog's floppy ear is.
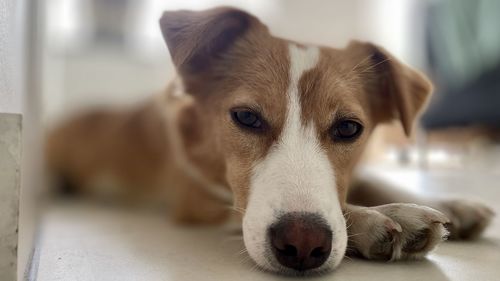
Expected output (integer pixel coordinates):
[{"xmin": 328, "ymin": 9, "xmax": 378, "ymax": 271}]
[
  {"xmin": 159, "ymin": 7, "xmax": 257, "ymax": 76},
  {"xmin": 347, "ymin": 41, "xmax": 433, "ymax": 136}
]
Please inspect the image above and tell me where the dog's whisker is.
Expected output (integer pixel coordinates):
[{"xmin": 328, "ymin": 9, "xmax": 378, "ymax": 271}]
[
  {"xmin": 349, "ymin": 54, "xmax": 373, "ymax": 74},
  {"xmin": 348, "ymin": 232, "xmax": 365, "ymax": 238},
  {"xmin": 346, "ymin": 220, "xmax": 354, "ymax": 229},
  {"xmin": 238, "ymin": 248, "xmax": 248, "ymax": 256},
  {"xmin": 358, "ymin": 58, "xmax": 391, "ymax": 74},
  {"xmin": 342, "ymin": 254, "xmax": 353, "ymax": 261},
  {"xmin": 345, "ymin": 218, "xmax": 355, "ymax": 230},
  {"xmin": 236, "ymin": 255, "xmax": 250, "ymax": 263},
  {"xmin": 343, "ymin": 209, "xmax": 354, "ymax": 216},
  {"xmin": 227, "ymin": 206, "xmax": 246, "ymax": 215},
  {"xmin": 243, "ymin": 260, "xmax": 260, "ymax": 274},
  {"xmin": 347, "ymin": 233, "xmax": 358, "ymax": 238},
  {"xmin": 237, "ymin": 249, "xmax": 250, "ymax": 258}
]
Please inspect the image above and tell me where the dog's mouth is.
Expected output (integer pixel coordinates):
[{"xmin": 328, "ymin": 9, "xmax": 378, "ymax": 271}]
[{"xmin": 255, "ymin": 257, "xmax": 337, "ymax": 277}]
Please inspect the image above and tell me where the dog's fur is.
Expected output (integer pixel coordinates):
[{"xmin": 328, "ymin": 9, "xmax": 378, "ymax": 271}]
[{"xmin": 45, "ymin": 7, "xmax": 494, "ymax": 275}]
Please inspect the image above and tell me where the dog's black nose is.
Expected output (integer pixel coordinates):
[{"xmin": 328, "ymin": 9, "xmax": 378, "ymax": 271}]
[{"xmin": 269, "ymin": 213, "xmax": 332, "ymax": 271}]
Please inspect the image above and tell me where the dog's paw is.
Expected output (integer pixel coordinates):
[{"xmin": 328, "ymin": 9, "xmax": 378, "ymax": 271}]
[
  {"xmin": 438, "ymin": 199, "xmax": 494, "ymax": 240},
  {"xmin": 346, "ymin": 203, "xmax": 449, "ymax": 261}
]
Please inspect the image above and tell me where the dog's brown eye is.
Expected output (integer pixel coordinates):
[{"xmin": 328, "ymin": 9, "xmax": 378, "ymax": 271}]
[
  {"xmin": 332, "ymin": 120, "xmax": 363, "ymax": 141},
  {"xmin": 231, "ymin": 108, "xmax": 263, "ymax": 130}
]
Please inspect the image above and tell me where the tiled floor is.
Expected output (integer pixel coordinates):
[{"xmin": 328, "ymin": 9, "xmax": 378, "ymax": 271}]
[{"xmin": 35, "ymin": 167, "xmax": 499, "ymax": 281}]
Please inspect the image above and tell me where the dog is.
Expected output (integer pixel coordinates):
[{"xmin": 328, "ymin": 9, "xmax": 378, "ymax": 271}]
[{"xmin": 46, "ymin": 7, "xmax": 494, "ymax": 275}]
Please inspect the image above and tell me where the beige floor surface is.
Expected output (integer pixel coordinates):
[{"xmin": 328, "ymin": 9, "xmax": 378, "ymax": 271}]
[{"xmin": 36, "ymin": 167, "xmax": 500, "ymax": 281}]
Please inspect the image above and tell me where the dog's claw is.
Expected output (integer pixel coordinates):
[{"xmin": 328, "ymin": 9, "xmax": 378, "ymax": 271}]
[{"xmin": 384, "ymin": 219, "xmax": 403, "ymax": 233}]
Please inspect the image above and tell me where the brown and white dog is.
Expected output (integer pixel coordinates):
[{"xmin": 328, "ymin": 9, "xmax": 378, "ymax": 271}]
[{"xmin": 46, "ymin": 7, "xmax": 494, "ymax": 275}]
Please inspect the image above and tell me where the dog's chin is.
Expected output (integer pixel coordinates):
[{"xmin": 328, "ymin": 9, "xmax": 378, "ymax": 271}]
[
  {"xmin": 247, "ymin": 253, "xmax": 341, "ymax": 277},
  {"xmin": 243, "ymin": 235, "xmax": 346, "ymax": 276}
]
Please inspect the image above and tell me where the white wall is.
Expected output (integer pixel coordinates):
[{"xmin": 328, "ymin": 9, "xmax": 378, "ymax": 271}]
[{"xmin": 0, "ymin": 0, "xmax": 23, "ymax": 114}]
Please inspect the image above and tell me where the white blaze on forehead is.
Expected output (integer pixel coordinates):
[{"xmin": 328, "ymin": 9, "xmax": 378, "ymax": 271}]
[
  {"xmin": 267, "ymin": 44, "xmax": 332, "ymax": 212},
  {"xmin": 242, "ymin": 44, "xmax": 347, "ymax": 272}
]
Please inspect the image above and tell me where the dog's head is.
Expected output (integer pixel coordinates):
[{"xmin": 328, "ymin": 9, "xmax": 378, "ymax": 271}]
[{"xmin": 160, "ymin": 7, "xmax": 432, "ymax": 275}]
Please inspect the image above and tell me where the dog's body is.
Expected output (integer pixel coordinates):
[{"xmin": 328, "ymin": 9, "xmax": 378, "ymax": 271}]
[{"xmin": 46, "ymin": 7, "xmax": 494, "ymax": 275}]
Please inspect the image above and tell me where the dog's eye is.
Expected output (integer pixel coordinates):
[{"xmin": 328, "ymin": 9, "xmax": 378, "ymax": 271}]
[
  {"xmin": 231, "ymin": 108, "xmax": 263, "ymax": 130},
  {"xmin": 331, "ymin": 120, "xmax": 363, "ymax": 141}
]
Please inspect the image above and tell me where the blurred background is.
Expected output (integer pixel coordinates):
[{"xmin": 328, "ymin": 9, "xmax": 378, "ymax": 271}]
[
  {"xmin": 1, "ymin": 0, "xmax": 500, "ymax": 279},
  {"xmin": 37, "ymin": 0, "xmax": 500, "ymax": 171}
]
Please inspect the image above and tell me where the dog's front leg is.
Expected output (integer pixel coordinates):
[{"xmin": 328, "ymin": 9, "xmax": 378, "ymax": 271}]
[{"xmin": 344, "ymin": 203, "xmax": 449, "ymax": 261}]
